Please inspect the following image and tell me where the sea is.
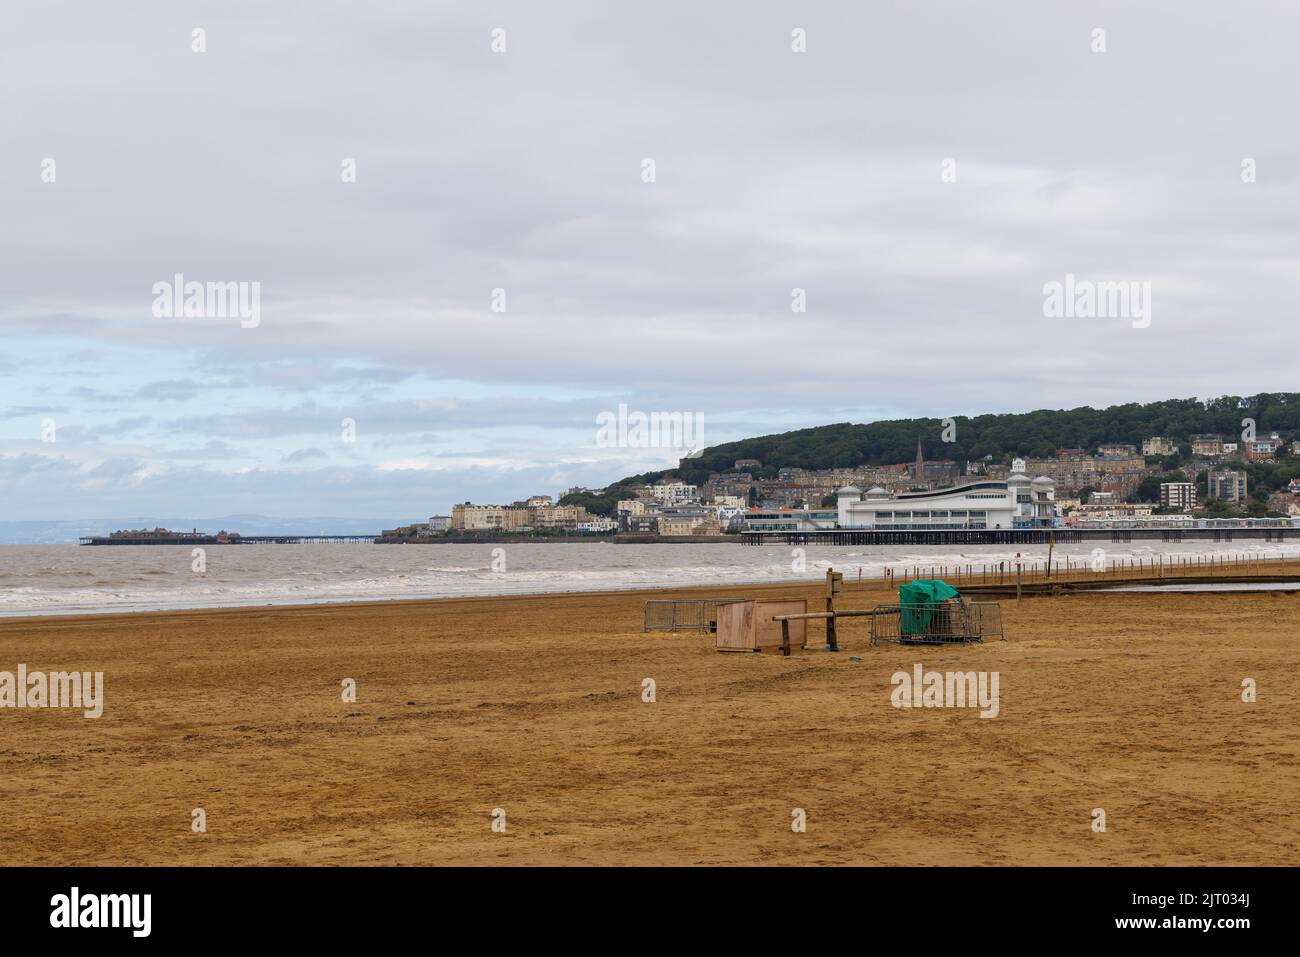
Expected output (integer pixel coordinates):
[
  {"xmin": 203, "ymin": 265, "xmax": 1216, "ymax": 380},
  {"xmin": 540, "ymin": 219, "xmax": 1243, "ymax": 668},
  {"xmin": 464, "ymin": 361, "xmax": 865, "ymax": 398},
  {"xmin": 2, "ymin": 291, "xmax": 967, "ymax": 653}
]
[{"xmin": 2, "ymin": 540, "xmax": 1299, "ymax": 617}]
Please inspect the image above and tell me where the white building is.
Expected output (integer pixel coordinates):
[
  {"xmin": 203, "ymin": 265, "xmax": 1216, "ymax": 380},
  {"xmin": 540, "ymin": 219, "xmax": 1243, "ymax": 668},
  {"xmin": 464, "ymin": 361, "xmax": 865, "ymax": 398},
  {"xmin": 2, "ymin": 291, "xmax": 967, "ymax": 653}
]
[
  {"xmin": 715, "ymin": 505, "xmax": 749, "ymax": 529},
  {"xmin": 744, "ymin": 507, "xmax": 840, "ymax": 532},
  {"xmin": 711, "ymin": 494, "xmax": 748, "ymax": 509},
  {"xmin": 1160, "ymin": 482, "xmax": 1197, "ymax": 511},
  {"xmin": 650, "ymin": 482, "xmax": 699, "ymax": 506},
  {"xmin": 835, "ymin": 470, "xmax": 1055, "ymax": 529}
]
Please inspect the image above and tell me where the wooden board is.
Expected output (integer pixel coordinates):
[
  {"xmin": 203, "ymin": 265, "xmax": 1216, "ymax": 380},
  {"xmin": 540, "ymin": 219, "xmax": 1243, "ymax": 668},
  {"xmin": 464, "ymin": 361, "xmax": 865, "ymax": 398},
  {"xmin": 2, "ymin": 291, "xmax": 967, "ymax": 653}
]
[
  {"xmin": 715, "ymin": 599, "xmax": 809, "ymax": 653},
  {"xmin": 715, "ymin": 600, "xmax": 756, "ymax": 652},
  {"xmin": 753, "ymin": 599, "xmax": 808, "ymax": 653}
]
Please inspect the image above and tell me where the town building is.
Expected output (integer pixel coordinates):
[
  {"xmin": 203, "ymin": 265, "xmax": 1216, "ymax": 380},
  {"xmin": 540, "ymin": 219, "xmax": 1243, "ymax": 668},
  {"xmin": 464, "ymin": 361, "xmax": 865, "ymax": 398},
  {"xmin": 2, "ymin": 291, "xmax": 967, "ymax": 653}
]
[
  {"xmin": 1098, "ymin": 443, "xmax": 1138, "ymax": 458},
  {"xmin": 1265, "ymin": 492, "xmax": 1299, "ymax": 516},
  {"xmin": 1021, "ymin": 450, "xmax": 1147, "ymax": 495},
  {"xmin": 657, "ymin": 514, "xmax": 722, "ymax": 536},
  {"xmin": 907, "ymin": 439, "xmax": 960, "ymax": 487},
  {"xmin": 711, "ymin": 494, "xmax": 748, "ymax": 510},
  {"xmin": 620, "ymin": 515, "xmax": 659, "ymax": 534},
  {"xmin": 451, "ymin": 504, "xmax": 527, "ymax": 531},
  {"xmin": 1207, "ymin": 469, "xmax": 1248, "ymax": 503},
  {"xmin": 835, "ymin": 468, "xmax": 1055, "ymax": 530},
  {"xmin": 1159, "ymin": 482, "xmax": 1197, "ymax": 511},
  {"xmin": 1073, "ymin": 502, "xmax": 1155, "ymax": 521},
  {"xmin": 451, "ymin": 501, "xmax": 585, "ymax": 531},
  {"xmin": 742, "ymin": 508, "xmax": 839, "ymax": 533},
  {"xmin": 427, "ymin": 515, "xmax": 450, "ymax": 532},
  {"xmin": 650, "ymin": 482, "xmax": 700, "ymax": 506},
  {"xmin": 530, "ymin": 504, "xmax": 588, "ymax": 530},
  {"xmin": 1245, "ymin": 438, "xmax": 1278, "ymax": 462},
  {"xmin": 1142, "ymin": 436, "xmax": 1176, "ymax": 456},
  {"xmin": 1191, "ymin": 434, "xmax": 1223, "ymax": 457}
]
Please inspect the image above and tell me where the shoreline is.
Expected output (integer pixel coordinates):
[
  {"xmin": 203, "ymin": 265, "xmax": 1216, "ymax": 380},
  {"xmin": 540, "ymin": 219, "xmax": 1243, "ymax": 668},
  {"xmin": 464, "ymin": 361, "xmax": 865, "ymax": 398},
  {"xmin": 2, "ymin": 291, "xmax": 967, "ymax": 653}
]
[
  {"xmin": 6, "ymin": 572, "xmax": 1300, "ymax": 623},
  {"xmin": 0, "ymin": 575, "xmax": 824, "ymax": 623},
  {"xmin": 0, "ymin": 571, "xmax": 874, "ymax": 621},
  {"xmin": 5, "ymin": 550, "xmax": 1300, "ymax": 621}
]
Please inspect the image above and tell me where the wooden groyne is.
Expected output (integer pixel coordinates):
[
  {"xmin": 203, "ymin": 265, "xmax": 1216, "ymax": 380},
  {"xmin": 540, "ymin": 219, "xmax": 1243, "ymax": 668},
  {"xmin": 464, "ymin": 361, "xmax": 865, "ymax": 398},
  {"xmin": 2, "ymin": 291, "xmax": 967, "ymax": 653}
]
[{"xmin": 875, "ymin": 554, "xmax": 1300, "ymax": 599}]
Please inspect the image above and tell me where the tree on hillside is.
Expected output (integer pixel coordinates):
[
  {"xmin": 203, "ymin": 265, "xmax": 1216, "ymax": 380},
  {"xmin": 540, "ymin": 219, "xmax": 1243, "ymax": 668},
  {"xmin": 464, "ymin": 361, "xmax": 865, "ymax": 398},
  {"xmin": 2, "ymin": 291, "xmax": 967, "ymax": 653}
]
[{"xmin": 587, "ymin": 393, "xmax": 1300, "ymax": 498}]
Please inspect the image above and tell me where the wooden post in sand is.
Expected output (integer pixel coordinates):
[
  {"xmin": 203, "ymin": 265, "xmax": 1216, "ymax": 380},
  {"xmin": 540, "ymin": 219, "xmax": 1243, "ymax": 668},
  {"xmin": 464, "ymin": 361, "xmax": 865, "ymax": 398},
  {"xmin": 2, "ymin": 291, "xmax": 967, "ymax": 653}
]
[{"xmin": 824, "ymin": 568, "xmax": 842, "ymax": 652}]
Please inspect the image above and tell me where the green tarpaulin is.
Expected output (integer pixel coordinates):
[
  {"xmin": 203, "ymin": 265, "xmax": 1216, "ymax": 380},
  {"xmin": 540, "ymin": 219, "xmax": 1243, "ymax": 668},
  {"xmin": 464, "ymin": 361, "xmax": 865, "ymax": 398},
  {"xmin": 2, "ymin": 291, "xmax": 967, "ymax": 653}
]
[{"xmin": 898, "ymin": 579, "xmax": 960, "ymax": 635}]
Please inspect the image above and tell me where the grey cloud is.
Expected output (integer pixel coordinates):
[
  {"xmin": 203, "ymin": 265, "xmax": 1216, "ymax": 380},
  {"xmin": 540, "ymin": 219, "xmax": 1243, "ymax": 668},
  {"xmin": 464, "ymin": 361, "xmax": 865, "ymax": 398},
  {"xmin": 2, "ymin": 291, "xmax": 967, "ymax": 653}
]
[
  {"xmin": 283, "ymin": 447, "xmax": 329, "ymax": 464},
  {"xmin": 134, "ymin": 380, "xmax": 203, "ymax": 401},
  {"xmin": 3, "ymin": 1, "xmax": 1297, "ymax": 516}
]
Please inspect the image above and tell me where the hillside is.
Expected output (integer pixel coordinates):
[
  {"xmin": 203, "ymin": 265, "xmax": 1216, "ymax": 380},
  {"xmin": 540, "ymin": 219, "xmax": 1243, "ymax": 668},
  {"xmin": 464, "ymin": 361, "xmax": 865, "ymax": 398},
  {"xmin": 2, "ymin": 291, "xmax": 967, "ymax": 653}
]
[{"xmin": 562, "ymin": 393, "xmax": 1300, "ymax": 514}]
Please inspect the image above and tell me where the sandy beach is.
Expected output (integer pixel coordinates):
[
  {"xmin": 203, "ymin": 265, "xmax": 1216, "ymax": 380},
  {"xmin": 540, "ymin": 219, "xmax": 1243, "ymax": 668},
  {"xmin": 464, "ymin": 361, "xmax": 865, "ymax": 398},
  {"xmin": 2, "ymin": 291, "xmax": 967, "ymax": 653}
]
[{"xmin": 1, "ymin": 580, "xmax": 1296, "ymax": 866}]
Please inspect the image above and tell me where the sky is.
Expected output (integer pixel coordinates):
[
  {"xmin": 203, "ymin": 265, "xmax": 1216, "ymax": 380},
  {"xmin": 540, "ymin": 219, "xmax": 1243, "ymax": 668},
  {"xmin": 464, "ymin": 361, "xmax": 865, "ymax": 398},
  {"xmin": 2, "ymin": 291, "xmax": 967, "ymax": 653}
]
[{"xmin": 3, "ymin": 0, "xmax": 1299, "ymax": 521}]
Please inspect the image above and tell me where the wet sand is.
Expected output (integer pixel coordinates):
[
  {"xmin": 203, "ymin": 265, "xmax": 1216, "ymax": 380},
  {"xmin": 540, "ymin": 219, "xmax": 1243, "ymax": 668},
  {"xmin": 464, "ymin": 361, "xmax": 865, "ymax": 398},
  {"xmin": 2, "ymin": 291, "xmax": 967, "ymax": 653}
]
[{"xmin": 0, "ymin": 580, "xmax": 1296, "ymax": 865}]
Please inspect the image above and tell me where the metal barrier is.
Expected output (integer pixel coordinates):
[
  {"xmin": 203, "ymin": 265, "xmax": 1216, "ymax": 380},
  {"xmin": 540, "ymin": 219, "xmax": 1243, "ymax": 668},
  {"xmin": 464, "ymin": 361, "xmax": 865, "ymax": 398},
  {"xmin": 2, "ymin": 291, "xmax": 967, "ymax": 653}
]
[
  {"xmin": 644, "ymin": 598, "xmax": 746, "ymax": 633},
  {"xmin": 869, "ymin": 601, "xmax": 1003, "ymax": 646},
  {"xmin": 971, "ymin": 602, "xmax": 1004, "ymax": 643}
]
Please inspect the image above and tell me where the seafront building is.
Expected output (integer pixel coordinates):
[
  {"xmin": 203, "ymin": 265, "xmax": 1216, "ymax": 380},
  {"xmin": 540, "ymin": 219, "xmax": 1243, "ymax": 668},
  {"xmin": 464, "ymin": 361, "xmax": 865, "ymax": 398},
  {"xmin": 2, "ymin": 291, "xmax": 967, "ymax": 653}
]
[
  {"xmin": 742, "ymin": 508, "xmax": 839, "ymax": 533},
  {"xmin": 450, "ymin": 501, "xmax": 589, "ymax": 532},
  {"xmin": 832, "ymin": 463, "xmax": 1056, "ymax": 530}
]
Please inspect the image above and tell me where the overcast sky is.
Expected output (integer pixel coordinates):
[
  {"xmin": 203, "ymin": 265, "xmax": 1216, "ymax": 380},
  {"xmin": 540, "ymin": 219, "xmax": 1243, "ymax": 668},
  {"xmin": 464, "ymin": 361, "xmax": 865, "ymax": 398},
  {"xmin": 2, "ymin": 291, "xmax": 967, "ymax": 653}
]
[{"xmin": 2, "ymin": 0, "xmax": 1298, "ymax": 521}]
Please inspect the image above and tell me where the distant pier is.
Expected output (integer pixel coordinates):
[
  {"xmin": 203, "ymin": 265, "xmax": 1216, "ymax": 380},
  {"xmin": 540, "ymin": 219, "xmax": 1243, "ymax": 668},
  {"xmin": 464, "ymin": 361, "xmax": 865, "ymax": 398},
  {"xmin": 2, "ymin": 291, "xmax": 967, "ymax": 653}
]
[{"xmin": 79, "ymin": 534, "xmax": 379, "ymax": 546}]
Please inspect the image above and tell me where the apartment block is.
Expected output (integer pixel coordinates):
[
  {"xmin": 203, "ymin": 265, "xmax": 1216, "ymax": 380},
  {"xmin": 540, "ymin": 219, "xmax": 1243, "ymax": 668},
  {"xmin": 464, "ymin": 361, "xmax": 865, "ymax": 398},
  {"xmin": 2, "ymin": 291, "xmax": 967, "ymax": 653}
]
[
  {"xmin": 1159, "ymin": 482, "xmax": 1197, "ymax": 511},
  {"xmin": 1206, "ymin": 469, "xmax": 1248, "ymax": 503}
]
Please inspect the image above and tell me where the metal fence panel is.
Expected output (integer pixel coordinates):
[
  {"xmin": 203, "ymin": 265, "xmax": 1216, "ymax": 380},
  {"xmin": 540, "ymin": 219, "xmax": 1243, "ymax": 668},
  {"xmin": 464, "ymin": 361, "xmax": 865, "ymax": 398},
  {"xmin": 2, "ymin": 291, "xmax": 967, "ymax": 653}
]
[
  {"xmin": 644, "ymin": 598, "xmax": 746, "ymax": 633},
  {"xmin": 971, "ymin": 602, "xmax": 1004, "ymax": 642},
  {"xmin": 869, "ymin": 601, "xmax": 1000, "ymax": 646}
]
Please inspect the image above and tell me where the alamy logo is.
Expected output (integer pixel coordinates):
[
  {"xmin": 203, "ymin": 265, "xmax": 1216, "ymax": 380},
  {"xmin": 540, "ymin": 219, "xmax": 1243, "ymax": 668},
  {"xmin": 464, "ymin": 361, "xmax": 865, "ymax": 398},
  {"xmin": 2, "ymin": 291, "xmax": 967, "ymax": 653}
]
[
  {"xmin": 151, "ymin": 273, "xmax": 261, "ymax": 328},
  {"xmin": 1042, "ymin": 273, "xmax": 1151, "ymax": 328},
  {"xmin": 0, "ymin": 664, "xmax": 103, "ymax": 718},
  {"xmin": 596, "ymin": 403, "xmax": 704, "ymax": 449},
  {"xmin": 890, "ymin": 664, "xmax": 999, "ymax": 718},
  {"xmin": 50, "ymin": 887, "xmax": 150, "ymax": 937}
]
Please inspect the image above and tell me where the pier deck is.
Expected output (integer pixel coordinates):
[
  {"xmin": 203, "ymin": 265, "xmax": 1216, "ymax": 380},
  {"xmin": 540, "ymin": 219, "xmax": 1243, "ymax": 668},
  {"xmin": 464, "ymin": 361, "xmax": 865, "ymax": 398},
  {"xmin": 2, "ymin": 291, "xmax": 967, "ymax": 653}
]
[{"xmin": 740, "ymin": 527, "xmax": 1294, "ymax": 546}]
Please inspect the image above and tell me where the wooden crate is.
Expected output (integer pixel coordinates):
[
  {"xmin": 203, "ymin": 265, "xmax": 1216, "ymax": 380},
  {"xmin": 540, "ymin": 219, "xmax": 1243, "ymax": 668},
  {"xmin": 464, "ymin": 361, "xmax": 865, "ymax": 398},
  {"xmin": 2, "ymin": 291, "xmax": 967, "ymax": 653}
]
[{"xmin": 715, "ymin": 599, "xmax": 808, "ymax": 653}]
